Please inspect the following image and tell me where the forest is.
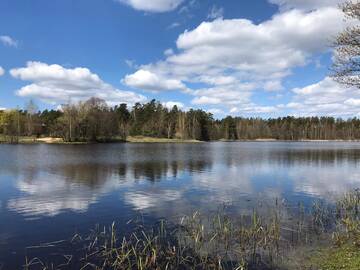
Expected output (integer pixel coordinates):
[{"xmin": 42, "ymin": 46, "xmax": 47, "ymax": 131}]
[{"xmin": 1, "ymin": 97, "xmax": 360, "ymax": 143}]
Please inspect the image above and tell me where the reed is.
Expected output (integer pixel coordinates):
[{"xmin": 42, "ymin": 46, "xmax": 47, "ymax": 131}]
[{"xmin": 24, "ymin": 189, "xmax": 360, "ymax": 270}]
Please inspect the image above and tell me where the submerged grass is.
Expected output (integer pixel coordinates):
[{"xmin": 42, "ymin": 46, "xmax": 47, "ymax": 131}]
[{"xmin": 23, "ymin": 190, "xmax": 360, "ymax": 270}]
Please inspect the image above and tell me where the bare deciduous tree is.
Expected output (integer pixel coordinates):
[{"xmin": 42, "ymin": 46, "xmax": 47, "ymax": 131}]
[{"xmin": 332, "ymin": 1, "xmax": 360, "ymax": 87}]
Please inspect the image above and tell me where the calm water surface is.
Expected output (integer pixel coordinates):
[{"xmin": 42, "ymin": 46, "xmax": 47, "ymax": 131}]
[{"xmin": 1, "ymin": 142, "xmax": 360, "ymax": 268}]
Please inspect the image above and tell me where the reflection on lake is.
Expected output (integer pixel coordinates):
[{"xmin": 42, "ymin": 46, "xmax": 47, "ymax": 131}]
[{"xmin": 1, "ymin": 142, "xmax": 360, "ymax": 268}]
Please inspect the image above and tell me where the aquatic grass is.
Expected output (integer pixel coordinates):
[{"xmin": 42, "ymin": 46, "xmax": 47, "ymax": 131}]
[
  {"xmin": 332, "ymin": 189, "xmax": 360, "ymax": 248},
  {"xmin": 23, "ymin": 190, "xmax": 360, "ymax": 270}
]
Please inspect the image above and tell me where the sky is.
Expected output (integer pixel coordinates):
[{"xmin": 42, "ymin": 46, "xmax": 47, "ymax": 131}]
[{"xmin": 0, "ymin": 0, "xmax": 358, "ymax": 118}]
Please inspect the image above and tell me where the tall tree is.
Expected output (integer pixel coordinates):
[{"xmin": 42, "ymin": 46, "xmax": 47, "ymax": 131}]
[
  {"xmin": 25, "ymin": 99, "xmax": 38, "ymax": 136},
  {"xmin": 115, "ymin": 103, "xmax": 130, "ymax": 141}
]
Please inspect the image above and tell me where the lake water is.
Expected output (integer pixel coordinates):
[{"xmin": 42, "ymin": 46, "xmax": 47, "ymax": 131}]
[{"xmin": 1, "ymin": 142, "xmax": 360, "ymax": 268}]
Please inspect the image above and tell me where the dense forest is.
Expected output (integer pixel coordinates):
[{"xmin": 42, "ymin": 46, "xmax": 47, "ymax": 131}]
[{"xmin": 1, "ymin": 97, "xmax": 360, "ymax": 143}]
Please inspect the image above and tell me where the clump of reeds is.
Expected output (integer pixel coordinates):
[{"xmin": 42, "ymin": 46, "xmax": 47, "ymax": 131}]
[
  {"xmin": 333, "ymin": 189, "xmax": 360, "ymax": 247},
  {"xmin": 23, "ymin": 210, "xmax": 284, "ymax": 270}
]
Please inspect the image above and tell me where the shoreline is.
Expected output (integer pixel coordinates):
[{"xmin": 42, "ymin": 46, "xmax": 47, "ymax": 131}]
[
  {"xmin": 0, "ymin": 136, "xmax": 201, "ymax": 145},
  {"xmin": 2, "ymin": 136, "xmax": 360, "ymax": 145},
  {"xmin": 221, "ymin": 139, "xmax": 360, "ymax": 142}
]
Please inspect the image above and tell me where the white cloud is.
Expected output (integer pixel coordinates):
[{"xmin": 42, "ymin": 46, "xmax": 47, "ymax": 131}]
[
  {"xmin": 178, "ymin": 0, "xmax": 197, "ymax": 15},
  {"xmin": 230, "ymin": 105, "xmax": 279, "ymax": 114},
  {"xmin": 123, "ymin": 6, "xmax": 347, "ymax": 114},
  {"xmin": 208, "ymin": 108, "xmax": 225, "ymax": 115},
  {"xmin": 196, "ymin": 75, "xmax": 238, "ymax": 86},
  {"xmin": 269, "ymin": 0, "xmax": 346, "ymax": 11},
  {"xmin": 118, "ymin": 0, "xmax": 184, "ymax": 12},
  {"xmin": 0, "ymin": 35, "xmax": 18, "ymax": 47},
  {"xmin": 263, "ymin": 80, "xmax": 284, "ymax": 91},
  {"xmin": 207, "ymin": 5, "xmax": 224, "ymax": 20},
  {"xmin": 172, "ymin": 7, "xmax": 343, "ymax": 75},
  {"xmin": 163, "ymin": 101, "xmax": 184, "ymax": 109},
  {"xmin": 168, "ymin": 22, "xmax": 181, "ymax": 29},
  {"xmin": 10, "ymin": 61, "xmax": 146, "ymax": 106},
  {"xmin": 286, "ymin": 77, "xmax": 360, "ymax": 116},
  {"xmin": 123, "ymin": 69, "xmax": 188, "ymax": 92},
  {"xmin": 191, "ymin": 84, "xmax": 256, "ymax": 106},
  {"xmin": 125, "ymin": 59, "xmax": 137, "ymax": 68},
  {"xmin": 0, "ymin": 66, "xmax": 4, "ymax": 76}
]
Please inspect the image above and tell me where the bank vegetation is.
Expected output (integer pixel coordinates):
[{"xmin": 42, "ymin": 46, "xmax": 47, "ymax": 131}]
[{"xmin": 2, "ymin": 98, "xmax": 360, "ymax": 143}]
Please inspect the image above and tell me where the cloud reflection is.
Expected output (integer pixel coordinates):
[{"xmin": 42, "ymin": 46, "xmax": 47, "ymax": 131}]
[
  {"xmin": 7, "ymin": 174, "xmax": 101, "ymax": 217},
  {"xmin": 3, "ymin": 143, "xmax": 360, "ymax": 219}
]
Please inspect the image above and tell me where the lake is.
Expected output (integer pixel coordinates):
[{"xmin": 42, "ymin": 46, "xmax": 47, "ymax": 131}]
[{"xmin": 1, "ymin": 142, "xmax": 360, "ymax": 268}]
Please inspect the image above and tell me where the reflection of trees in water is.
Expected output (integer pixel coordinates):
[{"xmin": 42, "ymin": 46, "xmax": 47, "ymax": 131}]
[
  {"xmin": 218, "ymin": 148, "xmax": 360, "ymax": 168},
  {"xmin": 129, "ymin": 159, "xmax": 212, "ymax": 182},
  {"xmin": 269, "ymin": 149, "xmax": 360, "ymax": 167},
  {"xmin": 47, "ymin": 164, "xmax": 111, "ymax": 187},
  {"xmin": 16, "ymin": 148, "xmax": 360, "ymax": 189},
  {"xmin": 29, "ymin": 159, "xmax": 214, "ymax": 187}
]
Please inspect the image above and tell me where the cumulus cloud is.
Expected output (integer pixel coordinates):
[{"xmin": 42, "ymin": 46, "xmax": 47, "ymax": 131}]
[
  {"xmin": 172, "ymin": 8, "xmax": 343, "ymax": 75},
  {"xmin": 0, "ymin": 35, "xmax": 18, "ymax": 47},
  {"xmin": 117, "ymin": 0, "xmax": 184, "ymax": 12},
  {"xmin": 123, "ymin": 5, "xmax": 347, "ymax": 114},
  {"xmin": 285, "ymin": 77, "xmax": 360, "ymax": 116},
  {"xmin": 10, "ymin": 62, "xmax": 146, "ymax": 106},
  {"xmin": 0, "ymin": 66, "xmax": 4, "ymax": 76},
  {"xmin": 123, "ymin": 69, "xmax": 188, "ymax": 92}
]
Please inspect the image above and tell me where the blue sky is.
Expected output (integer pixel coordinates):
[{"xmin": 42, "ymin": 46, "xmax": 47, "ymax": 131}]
[{"xmin": 0, "ymin": 0, "xmax": 357, "ymax": 117}]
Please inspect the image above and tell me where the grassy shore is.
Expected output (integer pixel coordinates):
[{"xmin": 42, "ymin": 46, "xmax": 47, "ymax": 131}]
[
  {"xmin": 126, "ymin": 136, "xmax": 200, "ymax": 143},
  {"xmin": 0, "ymin": 135, "xmax": 201, "ymax": 144},
  {"xmin": 0, "ymin": 136, "xmax": 89, "ymax": 144},
  {"xmin": 2, "ymin": 135, "xmax": 360, "ymax": 145},
  {"xmin": 310, "ymin": 245, "xmax": 360, "ymax": 270}
]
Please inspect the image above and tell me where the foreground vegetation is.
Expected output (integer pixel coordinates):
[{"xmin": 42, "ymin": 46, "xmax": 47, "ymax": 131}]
[
  {"xmin": 310, "ymin": 245, "xmax": 360, "ymax": 270},
  {"xmin": 24, "ymin": 189, "xmax": 360, "ymax": 270},
  {"xmin": 3, "ymin": 98, "xmax": 360, "ymax": 144}
]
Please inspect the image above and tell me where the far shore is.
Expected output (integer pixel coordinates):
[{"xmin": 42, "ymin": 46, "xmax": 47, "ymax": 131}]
[
  {"xmin": 2, "ymin": 136, "xmax": 360, "ymax": 145},
  {"xmin": 0, "ymin": 136, "xmax": 201, "ymax": 144}
]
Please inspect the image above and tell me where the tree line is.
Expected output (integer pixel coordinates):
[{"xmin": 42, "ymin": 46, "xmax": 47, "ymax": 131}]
[{"xmin": 2, "ymin": 97, "xmax": 360, "ymax": 142}]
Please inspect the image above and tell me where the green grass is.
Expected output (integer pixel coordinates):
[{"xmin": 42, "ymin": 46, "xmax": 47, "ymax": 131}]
[
  {"xmin": 126, "ymin": 135, "xmax": 201, "ymax": 143},
  {"xmin": 310, "ymin": 245, "xmax": 360, "ymax": 270}
]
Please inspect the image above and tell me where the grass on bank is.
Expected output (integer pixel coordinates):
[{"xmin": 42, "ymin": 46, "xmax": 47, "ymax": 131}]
[
  {"xmin": 0, "ymin": 135, "xmax": 88, "ymax": 144},
  {"xmin": 126, "ymin": 136, "xmax": 200, "ymax": 143},
  {"xmin": 0, "ymin": 135, "xmax": 201, "ymax": 144}
]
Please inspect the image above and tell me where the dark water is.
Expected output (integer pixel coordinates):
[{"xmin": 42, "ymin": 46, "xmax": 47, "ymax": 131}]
[{"xmin": 1, "ymin": 142, "xmax": 360, "ymax": 268}]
